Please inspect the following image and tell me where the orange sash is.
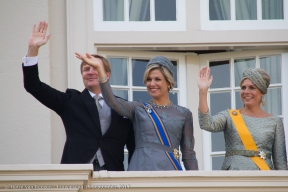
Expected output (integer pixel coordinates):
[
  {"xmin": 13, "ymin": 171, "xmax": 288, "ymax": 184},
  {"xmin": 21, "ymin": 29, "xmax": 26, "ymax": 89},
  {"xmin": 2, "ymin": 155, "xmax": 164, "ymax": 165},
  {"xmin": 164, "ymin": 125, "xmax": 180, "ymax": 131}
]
[{"xmin": 229, "ymin": 110, "xmax": 270, "ymax": 170}]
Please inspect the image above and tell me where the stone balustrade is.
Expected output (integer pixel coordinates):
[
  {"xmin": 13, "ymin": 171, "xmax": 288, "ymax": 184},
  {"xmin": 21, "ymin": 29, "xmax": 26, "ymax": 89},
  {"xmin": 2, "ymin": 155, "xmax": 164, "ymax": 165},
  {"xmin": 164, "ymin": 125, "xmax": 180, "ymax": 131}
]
[{"xmin": 0, "ymin": 165, "xmax": 288, "ymax": 192}]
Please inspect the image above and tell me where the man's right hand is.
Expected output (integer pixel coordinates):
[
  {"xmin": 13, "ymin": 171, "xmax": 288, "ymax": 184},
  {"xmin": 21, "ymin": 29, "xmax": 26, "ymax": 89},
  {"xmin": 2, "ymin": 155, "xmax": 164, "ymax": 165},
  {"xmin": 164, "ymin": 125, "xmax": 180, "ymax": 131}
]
[{"xmin": 27, "ymin": 21, "xmax": 51, "ymax": 57}]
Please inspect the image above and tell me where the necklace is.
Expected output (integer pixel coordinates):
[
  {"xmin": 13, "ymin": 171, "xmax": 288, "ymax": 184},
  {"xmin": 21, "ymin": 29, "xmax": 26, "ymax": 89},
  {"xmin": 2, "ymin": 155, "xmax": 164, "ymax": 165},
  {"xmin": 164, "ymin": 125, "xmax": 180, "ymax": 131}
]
[{"xmin": 149, "ymin": 100, "xmax": 173, "ymax": 109}]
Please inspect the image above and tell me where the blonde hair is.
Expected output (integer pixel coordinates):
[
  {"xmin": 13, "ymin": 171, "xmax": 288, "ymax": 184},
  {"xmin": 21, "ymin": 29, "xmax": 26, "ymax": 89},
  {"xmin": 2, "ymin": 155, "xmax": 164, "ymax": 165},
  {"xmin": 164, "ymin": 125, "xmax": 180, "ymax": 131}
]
[
  {"xmin": 80, "ymin": 54, "xmax": 111, "ymax": 74},
  {"xmin": 143, "ymin": 64, "xmax": 176, "ymax": 90}
]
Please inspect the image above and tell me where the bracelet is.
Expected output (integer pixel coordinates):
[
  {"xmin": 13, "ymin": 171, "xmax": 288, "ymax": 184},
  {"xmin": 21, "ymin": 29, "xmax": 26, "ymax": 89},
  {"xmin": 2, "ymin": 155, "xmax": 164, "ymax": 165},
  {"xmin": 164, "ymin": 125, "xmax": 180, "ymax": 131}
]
[{"xmin": 97, "ymin": 76, "xmax": 108, "ymax": 83}]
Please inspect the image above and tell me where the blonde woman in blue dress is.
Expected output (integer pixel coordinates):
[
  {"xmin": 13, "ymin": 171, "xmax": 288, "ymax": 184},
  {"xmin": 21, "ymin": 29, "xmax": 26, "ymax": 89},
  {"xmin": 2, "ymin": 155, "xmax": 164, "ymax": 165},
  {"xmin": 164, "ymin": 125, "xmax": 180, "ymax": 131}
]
[
  {"xmin": 75, "ymin": 52, "xmax": 198, "ymax": 171},
  {"xmin": 198, "ymin": 67, "xmax": 287, "ymax": 170}
]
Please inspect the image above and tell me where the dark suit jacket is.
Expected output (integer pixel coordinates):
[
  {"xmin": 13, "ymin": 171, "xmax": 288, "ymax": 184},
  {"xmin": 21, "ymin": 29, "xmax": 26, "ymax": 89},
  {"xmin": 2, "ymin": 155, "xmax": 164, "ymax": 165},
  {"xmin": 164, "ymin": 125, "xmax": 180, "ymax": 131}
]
[{"xmin": 22, "ymin": 64, "xmax": 135, "ymax": 171}]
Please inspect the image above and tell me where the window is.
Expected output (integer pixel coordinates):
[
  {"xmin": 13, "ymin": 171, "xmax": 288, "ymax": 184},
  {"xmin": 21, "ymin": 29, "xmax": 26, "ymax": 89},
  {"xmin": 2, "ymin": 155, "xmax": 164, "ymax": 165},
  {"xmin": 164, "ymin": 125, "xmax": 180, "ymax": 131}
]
[
  {"xmin": 109, "ymin": 57, "xmax": 178, "ymax": 103},
  {"xmin": 209, "ymin": 0, "xmax": 231, "ymax": 20},
  {"xmin": 201, "ymin": 0, "xmax": 288, "ymax": 30},
  {"xmin": 106, "ymin": 54, "xmax": 180, "ymax": 102},
  {"xmin": 209, "ymin": 0, "xmax": 283, "ymax": 20},
  {"xmin": 155, "ymin": 0, "xmax": 176, "ymax": 21},
  {"xmin": 99, "ymin": 51, "xmax": 187, "ymax": 170},
  {"xmin": 236, "ymin": 0, "xmax": 257, "ymax": 20},
  {"xmin": 199, "ymin": 50, "xmax": 287, "ymax": 170},
  {"xmin": 129, "ymin": 0, "xmax": 151, "ymax": 21},
  {"xmin": 103, "ymin": 0, "xmax": 176, "ymax": 22},
  {"xmin": 94, "ymin": 0, "xmax": 186, "ymax": 31},
  {"xmin": 262, "ymin": 0, "xmax": 284, "ymax": 20},
  {"xmin": 103, "ymin": 0, "xmax": 124, "ymax": 21}
]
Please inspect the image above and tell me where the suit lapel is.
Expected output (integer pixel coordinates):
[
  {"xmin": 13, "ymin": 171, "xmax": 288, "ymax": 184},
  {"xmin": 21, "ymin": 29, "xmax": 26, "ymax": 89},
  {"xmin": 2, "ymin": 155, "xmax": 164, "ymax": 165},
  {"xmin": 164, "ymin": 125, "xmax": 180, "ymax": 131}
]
[{"xmin": 80, "ymin": 89, "xmax": 101, "ymax": 136}]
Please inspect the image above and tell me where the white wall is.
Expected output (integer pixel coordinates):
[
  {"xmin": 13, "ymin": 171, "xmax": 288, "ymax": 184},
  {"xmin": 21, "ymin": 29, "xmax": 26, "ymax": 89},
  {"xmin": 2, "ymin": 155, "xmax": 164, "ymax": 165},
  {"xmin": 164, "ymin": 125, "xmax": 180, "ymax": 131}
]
[
  {"xmin": 49, "ymin": 0, "xmax": 68, "ymax": 164},
  {"xmin": 0, "ymin": 0, "xmax": 67, "ymax": 164}
]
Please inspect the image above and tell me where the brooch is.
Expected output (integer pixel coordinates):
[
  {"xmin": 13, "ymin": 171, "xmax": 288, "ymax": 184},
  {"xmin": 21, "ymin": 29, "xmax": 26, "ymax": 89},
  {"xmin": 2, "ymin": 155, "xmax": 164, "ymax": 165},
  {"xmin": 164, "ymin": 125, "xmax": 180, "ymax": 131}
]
[
  {"xmin": 147, "ymin": 108, "xmax": 152, "ymax": 113},
  {"xmin": 143, "ymin": 103, "xmax": 153, "ymax": 113},
  {"xmin": 232, "ymin": 111, "xmax": 237, "ymax": 116},
  {"xmin": 173, "ymin": 148, "xmax": 180, "ymax": 160},
  {"xmin": 259, "ymin": 151, "xmax": 266, "ymax": 160}
]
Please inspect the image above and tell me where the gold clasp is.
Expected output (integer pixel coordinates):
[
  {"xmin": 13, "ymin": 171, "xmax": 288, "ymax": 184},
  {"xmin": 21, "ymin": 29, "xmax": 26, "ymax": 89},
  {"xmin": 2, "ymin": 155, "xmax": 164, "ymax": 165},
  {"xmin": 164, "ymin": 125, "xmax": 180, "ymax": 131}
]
[{"xmin": 173, "ymin": 148, "xmax": 180, "ymax": 160}]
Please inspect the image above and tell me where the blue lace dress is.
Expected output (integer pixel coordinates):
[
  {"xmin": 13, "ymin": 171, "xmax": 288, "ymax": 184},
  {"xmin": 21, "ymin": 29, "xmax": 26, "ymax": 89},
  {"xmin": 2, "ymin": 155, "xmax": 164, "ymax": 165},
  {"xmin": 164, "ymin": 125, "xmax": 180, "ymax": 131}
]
[{"xmin": 100, "ymin": 82, "xmax": 198, "ymax": 171}]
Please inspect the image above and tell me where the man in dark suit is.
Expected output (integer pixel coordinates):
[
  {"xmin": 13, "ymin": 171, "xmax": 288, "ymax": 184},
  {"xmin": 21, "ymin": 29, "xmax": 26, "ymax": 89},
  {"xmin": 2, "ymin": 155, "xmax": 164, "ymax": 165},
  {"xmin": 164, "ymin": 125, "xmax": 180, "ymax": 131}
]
[{"xmin": 22, "ymin": 21, "xmax": 134, "ymax": 171}]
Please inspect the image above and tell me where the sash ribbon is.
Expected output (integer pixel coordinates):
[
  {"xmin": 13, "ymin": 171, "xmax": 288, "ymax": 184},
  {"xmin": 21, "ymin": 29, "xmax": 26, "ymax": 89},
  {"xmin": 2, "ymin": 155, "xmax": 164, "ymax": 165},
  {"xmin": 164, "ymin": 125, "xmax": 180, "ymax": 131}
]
[
  {"xmin": 143, "ymin": 102, "xmax": 182, "ymax": 170},
  {"xmin": 229, "ymin": 110, "xmax": 270, "ymax": 170}
]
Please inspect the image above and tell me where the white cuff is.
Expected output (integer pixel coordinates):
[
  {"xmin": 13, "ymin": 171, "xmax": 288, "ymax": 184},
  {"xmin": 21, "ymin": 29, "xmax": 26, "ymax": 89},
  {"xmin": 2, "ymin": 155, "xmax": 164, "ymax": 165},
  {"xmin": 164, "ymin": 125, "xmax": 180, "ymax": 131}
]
[{"xmin": 22, "ymin": 55, "xmax": 38, "ymax": 66}]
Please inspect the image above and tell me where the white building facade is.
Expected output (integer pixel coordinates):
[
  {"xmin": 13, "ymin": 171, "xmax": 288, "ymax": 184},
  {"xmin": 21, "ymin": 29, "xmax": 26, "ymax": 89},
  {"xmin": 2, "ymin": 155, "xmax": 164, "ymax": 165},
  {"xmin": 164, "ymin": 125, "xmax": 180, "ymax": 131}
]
[{"xmin": 0, "ymin": 0, "xmax": 287, "ymax": 173}]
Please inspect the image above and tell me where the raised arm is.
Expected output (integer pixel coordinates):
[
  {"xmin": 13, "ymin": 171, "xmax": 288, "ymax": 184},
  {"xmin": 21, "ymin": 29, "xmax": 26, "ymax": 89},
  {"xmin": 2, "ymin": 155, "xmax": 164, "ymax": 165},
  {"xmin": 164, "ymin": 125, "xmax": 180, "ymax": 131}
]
[
  {"xmin": 197, "ymin": 66, "xmax": 213, "ymax": 114},
  {"xmin": 27, "ymin": 21, "xmax": 51, "ymax": 57},
  {"xmin": 23, "ymin": 22, "xmax": 69, "ymax": 114},
  {"xmin": 197, "ymin": 67, "xmax": 228, "ymax": 132},
  {"xmin": 75, "ymin": 53, "xmax": 135, "ymax": 119}
]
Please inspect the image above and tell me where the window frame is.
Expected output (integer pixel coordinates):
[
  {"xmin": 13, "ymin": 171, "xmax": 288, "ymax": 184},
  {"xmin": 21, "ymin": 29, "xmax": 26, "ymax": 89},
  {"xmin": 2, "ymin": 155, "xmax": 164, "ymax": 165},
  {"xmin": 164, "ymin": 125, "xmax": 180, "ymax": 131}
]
[
  {"xmin": 98, "ymin": 51, "xmax": 188, "ymax": 169},
  {"xmin": 199, "ymin": 49, "xmax": 288, "ymax": 170},
  {"xmin": 98, "ymin": 51, "xmax": 187, "ymax": 106},
  {"xmin": 201, "ymin": 0, "xmax": 288, "ymax": 30},
  {"xmin": 93, "ymin": 0, "xmax": 186, "ymax": 31}
]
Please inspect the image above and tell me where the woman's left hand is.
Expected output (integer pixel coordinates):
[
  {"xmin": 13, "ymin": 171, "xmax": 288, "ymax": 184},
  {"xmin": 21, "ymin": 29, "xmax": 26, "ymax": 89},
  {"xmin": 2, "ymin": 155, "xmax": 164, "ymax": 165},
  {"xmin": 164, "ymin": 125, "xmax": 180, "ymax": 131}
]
[{"xmin": 75, "ymin": 52, "xmax": 100, "ymax": 68}]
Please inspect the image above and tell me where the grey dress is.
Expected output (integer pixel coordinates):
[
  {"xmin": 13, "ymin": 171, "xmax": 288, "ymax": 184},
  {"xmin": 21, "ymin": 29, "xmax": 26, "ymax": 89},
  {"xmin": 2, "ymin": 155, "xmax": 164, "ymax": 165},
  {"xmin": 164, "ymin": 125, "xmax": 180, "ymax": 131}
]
[
  {"xmin": 199, "ymin": 109, "xmax": 287, "ymax": 170},
  {"xmin": 101, "ymin": 82, "xmax": 198, "ymax": 171}
]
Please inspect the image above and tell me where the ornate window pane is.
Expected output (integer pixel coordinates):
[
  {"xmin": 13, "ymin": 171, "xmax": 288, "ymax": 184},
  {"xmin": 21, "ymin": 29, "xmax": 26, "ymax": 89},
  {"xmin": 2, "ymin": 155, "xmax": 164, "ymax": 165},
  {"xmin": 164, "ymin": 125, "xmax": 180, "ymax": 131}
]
[
  {"xmin": 234, "ymin": 58, "xmax": 255, "ymax": 87},
  {"xmin": 155, "ymin": 0, "xmax": 176, "ymax": 21},
  {"xmin": 171, "ymin": 61, "xmax": 178, "ymax": 88},
  {"xmin": 212, "ymin": 156, "xmax": 225, "ymax": 170},
  {"xmin": 169, "ymin": 92, "xmax": 178, "ymax": 105},
  {"xmin": 103, "ymin": 0, "xmax": 124, "ymax": 21},
  {"xmin": 112, "ymin": 90, "xmax": 128, "ymax": 100},
  {"xmin": 210, "ymin": 92, "xmax": 231, "ymax": 115},
  {"xmin": 124, "ymin": 152, "xmax": 129, "ymax": 170},
  {"xmin": 209, "ymin": 0, "xmax": 231, "ymax": 20},
  {"xmin": 263, "ymin": 88, "xmax": 282, "ymax": 115},
  {"xmin": 235, "ymin": 90, "xmax": 243, "ymax": 109},
  {"xmin": 129, "ymin": 0, "xmax": 150, "ymax": 21},
  {"xmin": 235, "ymin": 0, "xmax": 257, "ymax": 20},
  {"xmin": 209, "ymin": 60, "xmax": 230, "ymax": 88},
  {"xmin": 109, "ymin": 58, "xmax": 128, "ymax": 86},
  {"xmin": 210, "ymin": 92, "xmax": 230, "ymax": 152},
  {"xmin": 260, "ymin": 55, "xmax": 281, "ymax": 84},
  {"xmin": 262, "ymin": 0, "xmax": 283, "ymax": 20},
  {"xmin": 212, "ymin": 132, "xmax": 225, "ymax": 152},
  {"xmin": 133, "ymin": 91, "xmax": 150, "ymax": 102},
  {"xmin": 132, "ymin": 59, "xmax": 149, "ymax": 86}
]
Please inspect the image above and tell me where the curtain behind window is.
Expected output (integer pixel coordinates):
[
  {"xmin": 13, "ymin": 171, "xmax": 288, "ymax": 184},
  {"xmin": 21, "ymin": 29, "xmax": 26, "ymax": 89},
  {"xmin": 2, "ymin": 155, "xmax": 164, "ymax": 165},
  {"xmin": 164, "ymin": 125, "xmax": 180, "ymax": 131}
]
[
  {"xmin": 129, "ymin": 0, "xmax": 150, "ymax": 21},
  {"xmin": 236, "ymin": 0, "xmax": 257, "ymax": 20},
  {"xmin": 262, "ymin": 0, "xmax": 283, "ymax": 20},
  {"xmin": 109, "ymin": 58, "xmax": 128, "ymax": 86},
  {"xmin": 260, "ymin": 56, "xmax": 282, "ymax": 115},
  {"xmin": 103, "ymin": 0, "xmax": 124, "ymax": 21},
  {"xmin": 209, "ymin": 0, "xmax": 231, "ymax": 20}
]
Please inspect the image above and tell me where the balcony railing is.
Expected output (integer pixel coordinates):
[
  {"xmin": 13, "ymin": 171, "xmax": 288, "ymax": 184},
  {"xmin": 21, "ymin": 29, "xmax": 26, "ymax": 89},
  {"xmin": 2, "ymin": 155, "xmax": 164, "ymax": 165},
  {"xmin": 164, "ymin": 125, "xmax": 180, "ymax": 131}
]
[{"xmin": 0, "ymin": 165, "xmax": 288, "ymax": 191}]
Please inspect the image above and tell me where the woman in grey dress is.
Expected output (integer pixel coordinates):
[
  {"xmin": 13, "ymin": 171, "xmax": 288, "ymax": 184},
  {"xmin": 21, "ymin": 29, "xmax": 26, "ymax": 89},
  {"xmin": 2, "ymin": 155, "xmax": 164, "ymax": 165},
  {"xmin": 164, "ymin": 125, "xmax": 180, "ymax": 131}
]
[
  {"xmin": 75, "ymin": 53, "xmax": 198, "ymax": 171},
  {"xmin": 198, "ymin": 67, "xmax": 287, "ymax": 170}
]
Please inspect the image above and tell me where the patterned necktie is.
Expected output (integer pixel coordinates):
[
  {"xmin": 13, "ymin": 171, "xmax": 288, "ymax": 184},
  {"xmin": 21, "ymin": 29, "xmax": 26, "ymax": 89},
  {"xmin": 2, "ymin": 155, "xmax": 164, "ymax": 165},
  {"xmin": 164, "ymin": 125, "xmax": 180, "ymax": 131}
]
[{"xmin": 94, "ymin": 95, "xmax": 102, "ymax": 112}]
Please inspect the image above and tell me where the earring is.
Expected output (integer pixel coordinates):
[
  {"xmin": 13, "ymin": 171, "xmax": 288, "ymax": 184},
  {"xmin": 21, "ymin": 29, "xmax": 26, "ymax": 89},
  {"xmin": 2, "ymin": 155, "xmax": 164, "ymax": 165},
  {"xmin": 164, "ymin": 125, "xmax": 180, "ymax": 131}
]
[{"xmin": 261, "ymin": 96, "xmax": 266, "ymax": 107}]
